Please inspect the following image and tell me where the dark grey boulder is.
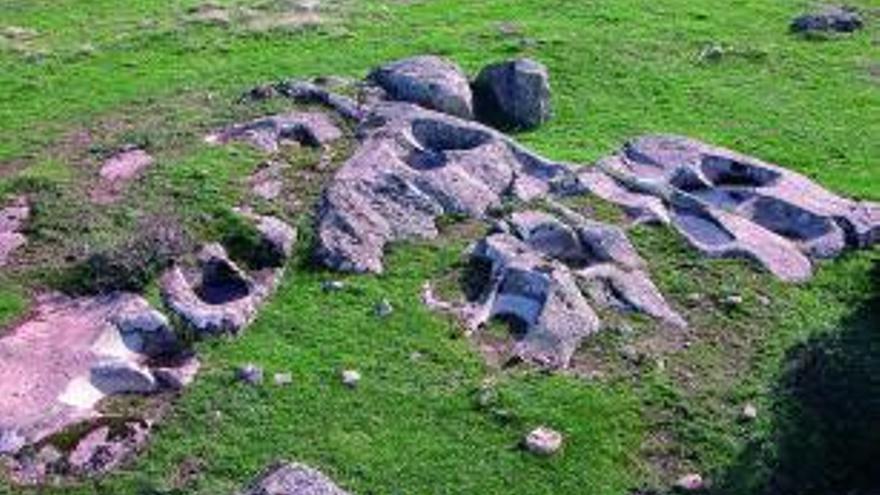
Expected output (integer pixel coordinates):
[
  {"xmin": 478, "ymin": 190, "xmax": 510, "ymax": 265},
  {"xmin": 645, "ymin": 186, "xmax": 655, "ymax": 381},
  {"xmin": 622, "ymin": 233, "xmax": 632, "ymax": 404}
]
[
  {"xmin": 473, "ymin": 58, "xmax": 552, "ymax": 130},
  {"xmin": 368, "ymin": 56, "xmax": 474, "ymax": 119},
  {"xmin": 791, "ymin": 6, "xmax": 863, "ymax": 34},
  {"xmin": 238, "ymin": 462, "xmax": 350, "ymax": 495}
]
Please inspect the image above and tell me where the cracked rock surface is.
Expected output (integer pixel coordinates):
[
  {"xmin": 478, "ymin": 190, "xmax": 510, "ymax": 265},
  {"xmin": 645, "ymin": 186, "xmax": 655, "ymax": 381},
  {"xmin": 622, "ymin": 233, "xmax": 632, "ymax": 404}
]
[
  {"xmin": 582, "ymin": 135, "xmax": 880, "ymax": 282},
  {"xmin": 207, "ymin": 112, "xmax": 343, "ymax": 152},
  {"xmin": 315, "ymin": 101, "xmax": 575, "ymax": 273},
  {"xmin": 459, "ymin": 207, "xmax": 683, "ymax": 369}
]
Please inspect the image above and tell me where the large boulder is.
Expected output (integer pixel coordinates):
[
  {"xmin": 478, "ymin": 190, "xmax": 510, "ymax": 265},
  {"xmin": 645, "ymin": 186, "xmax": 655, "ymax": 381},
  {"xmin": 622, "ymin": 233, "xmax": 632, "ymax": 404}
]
[
  {"xmin": 473, "ymin": 58, "xmax": 552, "ymax": 130},
  {"xmin": 582, "ymin": 135, "xmax": 880, "ymax": 282},
  {"xmin": 238, "ymin": 462, "xmax": 351, "ymax": 495},
  {"xmin": 368, "ymin": 56, "xmax": 474, "ymax": 119}
]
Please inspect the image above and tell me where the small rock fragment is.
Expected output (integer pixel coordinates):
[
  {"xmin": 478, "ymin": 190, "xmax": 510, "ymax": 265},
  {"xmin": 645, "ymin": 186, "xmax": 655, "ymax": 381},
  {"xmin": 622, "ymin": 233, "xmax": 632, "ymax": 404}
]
[
  {"xmin": 341, "ymin": 369, "xmax": 361, "ymax": 388},
  {"xmin": 321, "ymin": 280, "xmax": 346, "ymax": 292},
  {"xmin": 524, "ymin": 426, "xmax": 563, "ymax": 456},
  {"xmin": 675, "ymin": 473, "xmax": 705, "ymax": 492},
  {"xmin": 791, "ymin": 5, "xmax": 863, "ymax": 34},
  {"xmin": 237, "ymin": 364, "xmax": 264, "ymax": 385},
  {"xmin": 0, "ymin": 428, "xmax": 25, "ymax": 455},
  {"xmin": 273, "ymin": 373, "xmax": 293, "ymax": 386},
  {"xmin": 374, "ymin": 299, "xmax": 394, "ymax": 318},
  {"xmin": 741, "ymin": 403, "xmax": 758, "ymax": 421}
]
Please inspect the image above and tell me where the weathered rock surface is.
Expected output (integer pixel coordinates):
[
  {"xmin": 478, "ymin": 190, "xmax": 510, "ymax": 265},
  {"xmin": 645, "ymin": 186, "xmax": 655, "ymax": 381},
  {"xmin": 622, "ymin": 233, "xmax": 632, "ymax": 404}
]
[
  {"xmin": 238, "ymin": 461, "xmax": 351, "ymax": 495},
  {"xmin": 161, "ymin": 213, "xmax": 294, "ymax": 335},
  {"xmin": 92, "ymin": 148, "xmax": 155, "ymax": 204},
  {"xmin": 368, "ymin": 56, "xmax": 474, "ymax": 119},
  {"xmin": 0, "ymin": 195, "xmax": 28, "ymax": 267},
  {"xmin": 582, "ymin": 135, "xmax": 880, "ymax": 282},
  {"xmin": 461, "ymin": 208, "xmax": 683, "ymax": 368},
  {"xmin": 0, "ymin": 293, "xmax": 186, "ymax": 450},
  {"xmin": 207, "ymin": 112, "xmax": 342, "ymax": 152},
  {"xmin": 315, "ymin": 101, "xmax": 574, "ymax": 273},
  {"xmin": 473, "ymin": 58, "xmax": 552, "ymax": 130},
  {"xmin": 791, "ymin": 5, "xmax": 863, "ymax": 34}
]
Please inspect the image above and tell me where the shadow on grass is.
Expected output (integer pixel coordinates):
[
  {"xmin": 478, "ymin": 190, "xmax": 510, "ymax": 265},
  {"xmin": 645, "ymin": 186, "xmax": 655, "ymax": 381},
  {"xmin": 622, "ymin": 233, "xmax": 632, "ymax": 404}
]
[{"xmin": 715, "ymin": 261, "xmax": 880, "ymax": 495}]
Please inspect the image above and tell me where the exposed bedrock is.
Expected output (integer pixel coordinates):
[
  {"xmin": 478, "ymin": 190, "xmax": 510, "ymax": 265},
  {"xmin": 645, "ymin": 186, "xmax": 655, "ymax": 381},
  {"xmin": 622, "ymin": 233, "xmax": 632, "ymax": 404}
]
[
  {"xmin": 582, "ymin": 135, "xmax": 880, "ymax": 282},
  {"xmin": 0, "ymin": 293, "xmax": 194, "ymax": 458},
  {"xmin": 161, "ymin": 213, "xmax": 295, "ymax": 335},
  {"xmin": 459, "ymin": 208, "xmax": 684, "ymax": 369},
  {"xmin": 315, "ymin": 102, "xmax": 577, "ymax": 273}
]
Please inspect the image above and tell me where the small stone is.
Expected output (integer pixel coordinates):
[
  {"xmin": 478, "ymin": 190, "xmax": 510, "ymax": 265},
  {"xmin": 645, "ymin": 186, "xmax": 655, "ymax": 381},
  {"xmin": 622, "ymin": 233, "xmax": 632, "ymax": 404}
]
[
  {"xmin": 741, "ymin": 403, "xmax": 758, "ymax": 421},
  {"xmin": 274, "ymin": 372, "xmax": 293, "ymax": 386},
  {"xmin": 686, "ymin": 293, "xmax": 702, "ymax": 304},
  {"xmin": 237, "ymin": 363, "xmax": 264, "ymax": 385},
  {"xmin": 722, "ymin": 294, "xmax": 744, "ymax": 307},
  {"xmin": 620, "ymin": 345, "xmax": 642, "ymax": 364},
  {"xmin": 524, "ymin": 426, "xmax": 563, "ymax": 456},
  {"xmin": 321, "ymin": 280, "xmax": 346, "ymax": 292},
  {"xmin": 375, "ymin": 299, "xmax": 394, "ymax": 318},
  {"xmin": 675, "ymin": 473, "xmax": 705, "ymax": 491},
  {"xmin": 341, "ymin": 369, "xmax": 361, "ymax": 388}
]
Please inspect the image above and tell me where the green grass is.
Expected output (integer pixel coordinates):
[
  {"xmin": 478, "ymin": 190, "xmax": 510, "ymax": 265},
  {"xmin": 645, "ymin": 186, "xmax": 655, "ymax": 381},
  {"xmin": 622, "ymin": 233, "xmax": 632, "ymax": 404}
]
[{"xmin": 1, "ymin": 0, "xmax": 879, "ymax": 493}]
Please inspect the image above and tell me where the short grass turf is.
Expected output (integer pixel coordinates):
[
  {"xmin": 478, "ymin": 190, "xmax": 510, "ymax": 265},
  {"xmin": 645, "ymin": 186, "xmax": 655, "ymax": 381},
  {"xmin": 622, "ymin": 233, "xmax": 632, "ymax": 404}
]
[{"xmin": 1, "ymin": 0, "xmax": 879, "ymax": 494}]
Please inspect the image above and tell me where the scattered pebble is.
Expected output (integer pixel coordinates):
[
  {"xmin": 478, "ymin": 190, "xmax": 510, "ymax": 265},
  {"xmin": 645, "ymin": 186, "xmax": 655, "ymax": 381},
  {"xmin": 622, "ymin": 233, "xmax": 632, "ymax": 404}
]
[
  {"xmin": 274, "ymin": 373, "xmax": 293, "ymax": 386},
  {"xmin": 374, "ymin": 299, "xmax": 394, "ymax": 318},
  {"xmin": 675, "ymin": 473, "xmax": 705, "ymax": 491},
  {"xmin": 236, "ymin": 363, "xmax": 264, "ymax": 385},
  {"xmin": 321, "ymin": 280, "xmax": 346, "ymax": 292},
  {"xmin": 722, "ymin": 294, "xmax": 744, "ymax": 307},
  {"xmin": 524, "ymin": 426, "xmax": 563, "ymax": 456},
  {"xmin": 341, "ymin": 369, "xmax": 361, "ymax": 388},
  {"xmin": 741, "ymin": 403, "xmax": 758, "ymax": 421}
]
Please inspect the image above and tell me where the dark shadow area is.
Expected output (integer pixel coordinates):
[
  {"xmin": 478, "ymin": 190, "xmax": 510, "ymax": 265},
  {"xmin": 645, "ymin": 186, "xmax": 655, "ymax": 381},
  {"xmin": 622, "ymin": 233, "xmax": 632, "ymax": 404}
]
[{"xmin": 714, "ymin": 261, "xmax": 880, "ymax": 495}]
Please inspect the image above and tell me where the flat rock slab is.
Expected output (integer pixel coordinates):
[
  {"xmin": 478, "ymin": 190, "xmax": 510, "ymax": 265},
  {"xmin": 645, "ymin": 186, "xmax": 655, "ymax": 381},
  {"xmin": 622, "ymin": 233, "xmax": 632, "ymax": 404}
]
[
  {"xmin": 238, "ymin": 462, "xmax": 351, "ymax": 495},
  {"xmin": 0, "ymin": 195, "xmax": 29, "ymax": 267},
  {"xmin": 92, "ymin": 148, "xmax": 154, "ymax": 204},
  {"xmin": 207, "ymin": 112, "xmax": 342, "ymax": 153},
  {"xmin": 583, "ymin": 135, "xmax": 880, "ymax": 282},
  {"xmin": 0, "ymin": 293, "xmax": 184, "ymax": 445}
]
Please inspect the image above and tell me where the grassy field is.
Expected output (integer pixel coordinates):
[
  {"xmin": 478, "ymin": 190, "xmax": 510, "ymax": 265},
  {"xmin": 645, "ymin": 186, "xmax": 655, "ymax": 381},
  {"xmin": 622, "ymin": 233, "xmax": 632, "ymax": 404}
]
[{"xmin": 1, "ymin": 0, "xmax": 879, "ymax": 493}]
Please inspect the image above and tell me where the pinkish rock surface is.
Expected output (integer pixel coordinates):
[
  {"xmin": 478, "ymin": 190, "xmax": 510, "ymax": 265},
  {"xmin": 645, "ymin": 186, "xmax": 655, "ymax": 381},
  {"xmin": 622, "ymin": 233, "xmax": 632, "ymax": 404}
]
[
  {"xmin": 0, "ymin": 293, "xmax": 187, "ymax": 449},
  {"xmin": 92, "ymin": 148, "xmax": 154, "ymax": 204}
]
